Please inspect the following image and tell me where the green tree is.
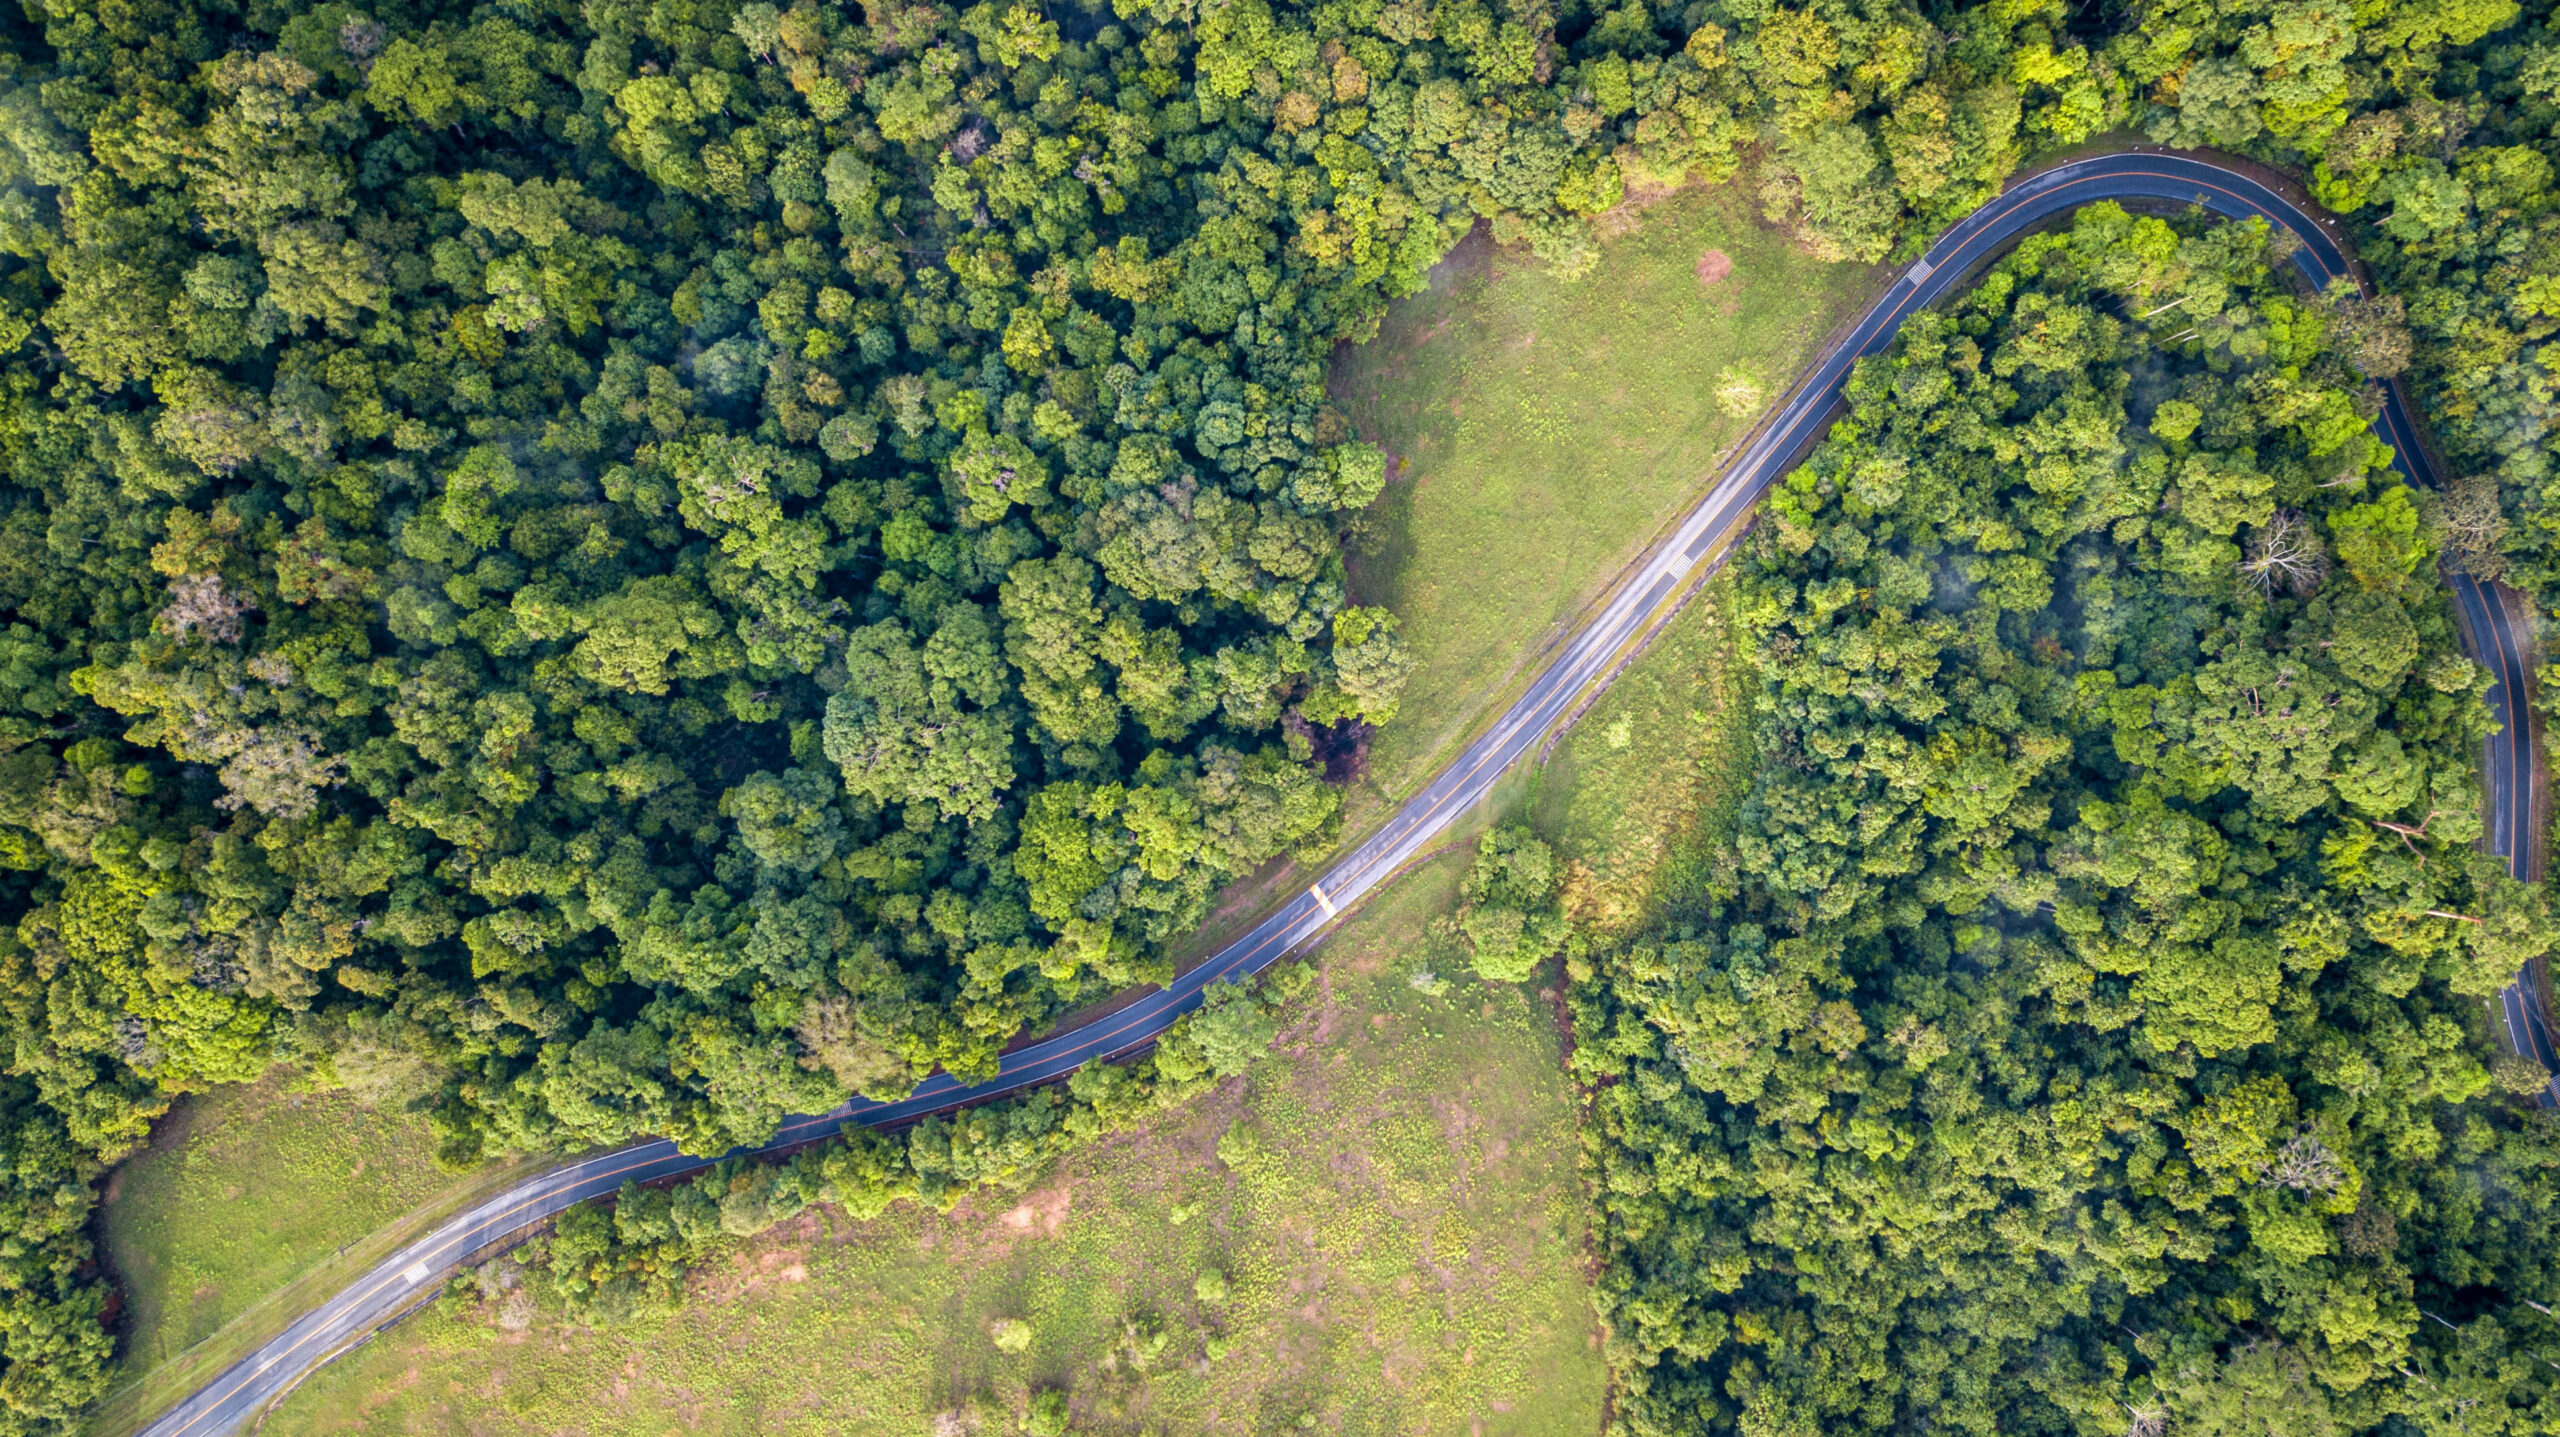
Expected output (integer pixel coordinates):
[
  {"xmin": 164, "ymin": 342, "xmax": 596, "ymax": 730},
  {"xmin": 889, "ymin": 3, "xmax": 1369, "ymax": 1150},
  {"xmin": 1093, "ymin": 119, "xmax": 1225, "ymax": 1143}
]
[{"xmin": 1454, "ymin": 826, "xmax": 1569, "ymax": 982}]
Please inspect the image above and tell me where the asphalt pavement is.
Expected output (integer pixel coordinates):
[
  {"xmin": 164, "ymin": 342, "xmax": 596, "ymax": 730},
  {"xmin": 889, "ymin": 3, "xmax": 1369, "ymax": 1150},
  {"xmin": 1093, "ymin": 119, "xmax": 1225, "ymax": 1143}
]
[{"xmin": 133, "ymin": 147, "xmax": 2560, "ymax": 1437}]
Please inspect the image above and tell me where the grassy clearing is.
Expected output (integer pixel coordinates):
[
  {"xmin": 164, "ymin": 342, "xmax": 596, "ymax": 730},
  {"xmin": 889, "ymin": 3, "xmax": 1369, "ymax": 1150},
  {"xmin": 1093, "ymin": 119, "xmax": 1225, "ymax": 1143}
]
[
  {"xmin": 1531, "ymin": 570, "xmax": 1756, "ymax": 939},
  {"xmin": 1169, "ymin": 181, "xmax": 1853, "ymax": 967},
  {"xmin": 98, "ymin": 1074, "xmax": 455, "ymax": 1380},
  {"xmin": 86, "ymin": 1073, "xmax": 541, "ymax": 1437},
  {"xmin": 1331, "ymin": 180, "xmax": 1875, "ymax": 809},
  {"xmin": 257, "ymin": 858, "xmax": 1602, "ymax": 1437}
]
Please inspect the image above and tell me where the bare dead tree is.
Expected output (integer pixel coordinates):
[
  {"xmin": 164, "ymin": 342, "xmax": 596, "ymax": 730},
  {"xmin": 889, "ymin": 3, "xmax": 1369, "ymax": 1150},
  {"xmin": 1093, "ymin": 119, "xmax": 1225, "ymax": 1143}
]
[
  {"xmin": 338, "ymin": 14, "xmax": 386, "ymax": 69},
  {"xmin": 2321, "ymin": 277, "xmax": 2413, "ymax": 378},
  {"xmin": 2262, "ymin": 1130, "xmax": 2346, "ymax": 1194},
  {"xmin": 156, "ymin": 572, "xmax": 255, "ymax": 645},
  {"xmin": 2435, "ymin": 472, "xmax": 2509, "ymax": 579},
  {"xmin": 2240, "ymin": 510, "xmax": 2328, "ymax": 597}
]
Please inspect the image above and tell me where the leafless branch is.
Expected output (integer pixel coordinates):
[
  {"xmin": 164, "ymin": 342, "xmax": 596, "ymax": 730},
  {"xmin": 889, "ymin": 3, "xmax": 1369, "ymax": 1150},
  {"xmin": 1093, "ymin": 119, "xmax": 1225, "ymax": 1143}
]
[
  {"xmin": 2436, "ymin": 472, "xmax": 2508, "ymax": 579},
  {"xmin": 2239, "ymin": 510, "xmax": 2328, "ymax": 597},
  {"xmin": 156, "ymin": 573, "xmax": 255, "ymax": 645}
]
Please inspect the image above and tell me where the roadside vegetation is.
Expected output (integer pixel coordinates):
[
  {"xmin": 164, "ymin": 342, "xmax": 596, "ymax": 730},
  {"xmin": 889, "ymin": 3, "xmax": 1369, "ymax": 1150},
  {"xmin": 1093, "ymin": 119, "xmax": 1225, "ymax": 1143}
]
[
  {"xmin": 1330, "ymin": 190, "xmax": 1869, "ymax": 804},
  {"xmin": 98, "ymin": 1074, "xmax": 450, "ymax": 1381},
  {"xmin": 87, "ymin": 138, "xmax": 1767, "ymax": 1437},
  {"xmin": 83, "ymin": 1077, "xmax": 517, "ymax": 1437},
  {"xmin": 0, "ymin": 0, "xmax": 2124, "ymax": 1417},
  {"xmin": 252, "ymin": 854, "xmax": 1604, "ymax": 1437},
  {"xmin": 1532, "ymin": 575, "xmax": 1751, "ymax": 939},
  {"xmin": 97, "ymin": 580, "xmax": 1752, "ymax": 1435}
]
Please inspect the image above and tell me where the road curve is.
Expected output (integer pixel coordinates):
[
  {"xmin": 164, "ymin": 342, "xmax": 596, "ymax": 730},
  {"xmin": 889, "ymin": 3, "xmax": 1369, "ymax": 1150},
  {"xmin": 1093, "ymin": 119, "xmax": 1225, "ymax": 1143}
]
[{"xmin": 133, "ymin": 148, "xmax": 2560, "ymax": 1437}]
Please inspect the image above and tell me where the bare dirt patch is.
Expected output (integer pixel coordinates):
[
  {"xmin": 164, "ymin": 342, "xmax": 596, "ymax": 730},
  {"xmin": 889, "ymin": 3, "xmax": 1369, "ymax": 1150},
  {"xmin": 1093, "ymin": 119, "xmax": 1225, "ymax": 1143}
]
[
  {"xmin": 1433, "ymin": 1096, "xmax": 1481, "ymax": 1155},
  {"xmin": 1694, "ymin": 249, "xmax": 1734, "ymax": 287},
  {"xmin": 995, "ymin": 1183, "xmax": 1071, "ymax": 1240}
]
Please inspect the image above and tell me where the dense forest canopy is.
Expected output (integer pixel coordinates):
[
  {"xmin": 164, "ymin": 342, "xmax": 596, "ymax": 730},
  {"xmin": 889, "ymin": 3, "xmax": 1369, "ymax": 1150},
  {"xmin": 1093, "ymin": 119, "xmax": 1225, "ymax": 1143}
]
[
  {"xmin": 1575, "ymin": 207, "xmax": 2560, "ymax": 1435},
  {"xmin": 2329, "ymin": 0, "xmax": 2560, "ymax": 602},
  {"xmin": 0, "ymin": 0, "xmax": 2549, "ymax": 1431}
]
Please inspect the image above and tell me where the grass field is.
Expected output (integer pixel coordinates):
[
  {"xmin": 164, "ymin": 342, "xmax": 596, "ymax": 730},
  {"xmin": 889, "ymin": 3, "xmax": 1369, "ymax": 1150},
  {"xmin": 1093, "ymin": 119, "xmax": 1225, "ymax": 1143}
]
[
  {"xmin": 99, "ymin": 1074, "xmax": 456, "ymax": 1380},
  {"xmin": 254, "ymin": 858, "xmax": 1602, "ymax": 1437},
  {"xmin": 1532, "ymin": 571, "xmax": 1755, "ymax": 940},
  {"xmin": 1332, "ymin": 181, "xmax": 1875, "ymax": 808},
  {"xmin": 85, "ymin": 1073, "xmax": 532, "ymax": 1437}
]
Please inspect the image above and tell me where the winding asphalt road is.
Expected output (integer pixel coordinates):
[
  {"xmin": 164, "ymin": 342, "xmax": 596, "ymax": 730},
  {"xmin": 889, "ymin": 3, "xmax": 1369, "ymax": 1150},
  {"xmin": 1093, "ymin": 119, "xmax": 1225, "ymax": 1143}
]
[{"xmin": 133, "ymin": 148, "xmax": 2560, "ymax": 1437}]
